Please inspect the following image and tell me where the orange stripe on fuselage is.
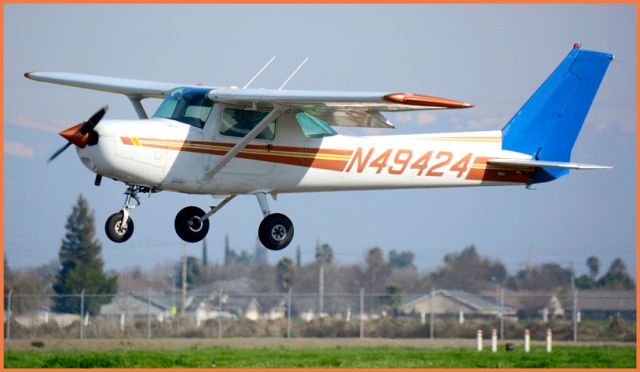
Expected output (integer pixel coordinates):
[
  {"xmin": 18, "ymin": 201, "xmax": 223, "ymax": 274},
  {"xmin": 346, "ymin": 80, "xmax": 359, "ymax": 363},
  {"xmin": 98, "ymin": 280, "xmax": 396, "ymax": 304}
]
[
  {"xmin": 123, "ymin": 138, "xmax": 352, "ymax": 172},
  {"xmin": 466, "ymin": 157, "xmax": 533, "ymax": 184}
]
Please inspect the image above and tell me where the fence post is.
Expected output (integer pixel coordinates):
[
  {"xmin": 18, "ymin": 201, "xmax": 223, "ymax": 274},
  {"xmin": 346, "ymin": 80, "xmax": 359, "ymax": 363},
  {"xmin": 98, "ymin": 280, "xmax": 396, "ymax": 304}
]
[
  {"xmin": 80, "ymin": 290, "xmax": 85, "ymax": 340},
  {"xmin": 147, "ymin": 290, "xmax": 151, "ymax": 339},
  {"xmin": 429, "ymin": 288, "xmax": 434, "ymax": 340},
  {"xmin": 359, "ymin": 288, "xmax": 364, "ymax": 338},
  {"xmin": 572, "ymin": 287, "xmax": 578, "ymax": 343},
  {"xmin": 476, "ymin": 329, "xmax": 483, "ymax": 351},
  {"xmin": 287, "ymin": 287, "xmax": 292, "ymax": 338},
  {"xmin": 499, "ymin": 287, "xmax": 504, "ymax": 341},
  {"xmin": 217, "ymin": 289, "xmax": 223, "ymax": 339},
  {"xmin": 524, "ymin": 329, "xmax": 530, "ymax": 352},
  {"xmin": 546, "ymin": 328, "xmax": 553, "ymax": 352},
  {"xmin": 6, "ymin": 290, "xmax": 12, "ymax": 343}
]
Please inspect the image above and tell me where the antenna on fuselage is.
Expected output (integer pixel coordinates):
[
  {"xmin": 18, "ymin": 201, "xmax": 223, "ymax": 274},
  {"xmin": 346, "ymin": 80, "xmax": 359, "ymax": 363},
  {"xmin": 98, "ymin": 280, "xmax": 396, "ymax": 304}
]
[
  {"xmin": 243, "ymin": 56, "xmax": 276, "ymax": 89},
  {"xmin": 278, "ymin": 57, "xmax": 309, "ymax": 90}
]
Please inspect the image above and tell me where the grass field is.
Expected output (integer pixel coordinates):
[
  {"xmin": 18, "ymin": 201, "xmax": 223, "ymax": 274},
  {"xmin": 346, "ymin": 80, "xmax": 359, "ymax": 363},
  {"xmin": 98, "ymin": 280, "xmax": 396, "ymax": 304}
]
[{"xmin": 4, "ymin": 339, "xmax": 636, "ymax": 368}]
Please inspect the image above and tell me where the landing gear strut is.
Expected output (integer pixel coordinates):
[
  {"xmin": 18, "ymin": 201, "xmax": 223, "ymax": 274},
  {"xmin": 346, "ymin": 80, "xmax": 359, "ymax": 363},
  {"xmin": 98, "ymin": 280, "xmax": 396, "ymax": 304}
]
[
  {"xmin": 105, "ymin": 185, "xmax": 148, "ymax": 243},
  {"xmin": 256, "ymin": 193, "xmax": 294, "ymax": 251}
]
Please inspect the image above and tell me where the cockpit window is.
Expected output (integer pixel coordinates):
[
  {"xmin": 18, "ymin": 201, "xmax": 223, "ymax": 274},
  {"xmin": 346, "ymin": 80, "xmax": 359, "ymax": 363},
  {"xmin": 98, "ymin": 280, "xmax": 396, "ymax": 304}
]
[
  {"xmin": 220, "ymin": 108, "xmax": 277, "ymax": 140},
  {"xmin": 295, "ymin": 112, "xmax": 337, "ymax": 138},
  {"xmin": 153, "ymin": 87, "xmax": 214, "ymax": 128}
]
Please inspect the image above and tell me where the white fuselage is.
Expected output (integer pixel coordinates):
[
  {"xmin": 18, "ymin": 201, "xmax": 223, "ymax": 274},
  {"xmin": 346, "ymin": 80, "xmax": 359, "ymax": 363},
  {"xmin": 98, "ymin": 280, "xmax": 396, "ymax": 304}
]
[{"xmin": 76, "ymin": 108, "xmax": 533, "ymax": 196}]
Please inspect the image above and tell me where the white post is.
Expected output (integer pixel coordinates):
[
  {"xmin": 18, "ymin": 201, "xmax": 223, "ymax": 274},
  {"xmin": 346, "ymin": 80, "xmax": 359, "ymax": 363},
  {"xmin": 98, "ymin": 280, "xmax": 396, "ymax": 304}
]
[
  {"xmin": 546, "ymin": 329, "xmax": 552, "ymax": 352},
  {"xmin": 420, "ymin": 311, "xmax": 426, "ymax": 325},
  {"xmin": 458, "ymin": 310, "xmax": 464, "ymax": 325},
  {"xmin": 524, "ymin": 329, "xmax": 530, "ymax": 353},
  {"xmin": 543, "ymin": 308, "xmax": 549, "ymax": 322},
  {"xmin": 44, "ymin": 311, "xmax": 49, "ymax": 324},
  {"xmin": 476, "ymin": 329, "xmax": 483, "ymax": 351},
  {"xmin": 491, "ymin": 328, "xmax": 498, "ymax": 352},
  {"xmin": 120, "ymin": 313, "xmax": 125, "ymax": 332}
]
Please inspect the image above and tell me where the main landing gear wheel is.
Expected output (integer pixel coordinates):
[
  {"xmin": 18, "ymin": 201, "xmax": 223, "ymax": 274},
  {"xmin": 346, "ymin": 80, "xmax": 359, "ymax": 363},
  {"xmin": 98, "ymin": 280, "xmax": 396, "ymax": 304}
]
[
  {"xmin": 175, "ymin": 206, "xmax": 210, "ymax": 243},
  {"xmin": 258, "ymin": 213, "xmax": 294, "ymax": 251},
  {"xmin": 105, "ymin": 212, "xmax": 134, "ymax": 243}
]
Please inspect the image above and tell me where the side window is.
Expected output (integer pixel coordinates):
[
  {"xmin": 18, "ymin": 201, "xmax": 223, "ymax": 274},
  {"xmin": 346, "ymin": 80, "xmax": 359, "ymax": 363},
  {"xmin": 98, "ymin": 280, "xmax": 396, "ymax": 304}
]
[
  {"xmin": 220, "ymin": 108, "xmax": 276, "ymax": 140},
  {"xmin": 295, "ymin": 112, "xmax": 337, "ymax": 138}
]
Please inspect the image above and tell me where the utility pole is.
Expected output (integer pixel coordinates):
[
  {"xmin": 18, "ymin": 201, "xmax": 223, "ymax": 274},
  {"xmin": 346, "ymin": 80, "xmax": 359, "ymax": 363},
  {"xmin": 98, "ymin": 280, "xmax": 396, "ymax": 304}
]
[{"xmin": 181, "ymin": 243, "xmax": 188, "ymax": 315}]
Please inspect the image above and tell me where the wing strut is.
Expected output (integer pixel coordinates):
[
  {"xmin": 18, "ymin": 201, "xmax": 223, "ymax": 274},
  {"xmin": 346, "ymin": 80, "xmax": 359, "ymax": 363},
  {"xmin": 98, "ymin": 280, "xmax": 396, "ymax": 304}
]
[
  {"xmin": 127, "ymin": 96, "xmax": 148, "ymax": 119},
  {"xmin": 197, "ymin": 106, "xmax": 284, "ymax": 183}
]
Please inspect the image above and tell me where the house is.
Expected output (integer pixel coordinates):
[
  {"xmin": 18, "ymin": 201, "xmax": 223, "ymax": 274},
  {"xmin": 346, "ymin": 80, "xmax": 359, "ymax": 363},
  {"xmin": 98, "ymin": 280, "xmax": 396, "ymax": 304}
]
[
  {"xmin": 401, "ymin": 289, "xmax": 516, "ymax": 319},
  {"xmin": 494, "ymin": 290, "xmax": 565, "ymax": 320},
  {"xmin": 577, "ymin": 290, "xmax": 635, "ymax": 320},
  {"xmin": 99, "ymin": 292, "xmax": 172, "ymax": 324}
]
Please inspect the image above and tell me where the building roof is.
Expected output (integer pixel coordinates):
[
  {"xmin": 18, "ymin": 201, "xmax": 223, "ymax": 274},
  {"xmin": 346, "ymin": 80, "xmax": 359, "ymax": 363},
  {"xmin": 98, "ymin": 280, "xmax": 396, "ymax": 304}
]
[
  {"xmin": 402, "ymin": 289, "xmax": 515, "ymax": 315},
  {"xmin": 577, "ymin": 290, "xmax": 635, "ymax": 311}
]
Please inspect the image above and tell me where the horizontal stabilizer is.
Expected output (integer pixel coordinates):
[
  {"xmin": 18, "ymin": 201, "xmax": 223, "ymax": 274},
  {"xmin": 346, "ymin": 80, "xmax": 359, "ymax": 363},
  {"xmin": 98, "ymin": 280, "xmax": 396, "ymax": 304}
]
[{"xmin": 488, "ymin": 158, "xmax": 612, "ymax": 170}]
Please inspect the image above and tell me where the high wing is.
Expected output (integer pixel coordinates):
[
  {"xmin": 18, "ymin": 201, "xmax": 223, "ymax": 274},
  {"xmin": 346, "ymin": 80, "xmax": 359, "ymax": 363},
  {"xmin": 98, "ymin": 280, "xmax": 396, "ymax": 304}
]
[
  {"xmin": 24, "ymin": 71, "xmax": 473, "ymax": 128},
  {"xmin": 209, "ymin": 88, "xmax": 473, "ymax": 128},
  {"xmin": 24, "ymin": 71, "xmax": 218, "ymax": 99}
]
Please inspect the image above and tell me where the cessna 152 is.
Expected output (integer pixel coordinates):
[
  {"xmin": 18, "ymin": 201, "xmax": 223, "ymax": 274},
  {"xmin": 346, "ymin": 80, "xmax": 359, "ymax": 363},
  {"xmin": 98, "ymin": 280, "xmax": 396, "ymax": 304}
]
[{"xmin": 26, "ymin": 45, "xmax": 612, "ymax": 250}]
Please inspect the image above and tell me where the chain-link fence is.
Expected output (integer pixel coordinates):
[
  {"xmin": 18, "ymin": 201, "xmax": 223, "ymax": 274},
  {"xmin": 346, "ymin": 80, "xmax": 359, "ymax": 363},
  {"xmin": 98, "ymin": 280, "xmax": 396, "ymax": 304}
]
[{"xmin": 3, "ymin": 289, "xmax": 635, "ymax": 341}]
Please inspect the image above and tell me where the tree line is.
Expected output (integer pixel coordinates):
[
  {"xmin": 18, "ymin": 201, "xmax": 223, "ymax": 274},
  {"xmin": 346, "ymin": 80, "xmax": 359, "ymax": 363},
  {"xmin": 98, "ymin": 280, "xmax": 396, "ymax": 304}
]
[{"xmin": 4, "ymin": 195, "xmax": 635, "ymax": 316}]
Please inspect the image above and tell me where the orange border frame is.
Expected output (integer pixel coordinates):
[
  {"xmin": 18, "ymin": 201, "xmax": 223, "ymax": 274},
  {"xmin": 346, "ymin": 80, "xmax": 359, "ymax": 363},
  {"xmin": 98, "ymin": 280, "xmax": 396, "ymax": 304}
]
[{"xmin": 0, "ymin": 1, "xmax": 637, "ymax": 371}]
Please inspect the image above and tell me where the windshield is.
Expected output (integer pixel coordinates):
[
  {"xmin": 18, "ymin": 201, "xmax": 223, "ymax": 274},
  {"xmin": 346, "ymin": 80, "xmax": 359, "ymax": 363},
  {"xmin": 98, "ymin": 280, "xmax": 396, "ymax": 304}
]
[{"xmin": 153, "ymin": 87, "xmax": 214, "ymax": 128}]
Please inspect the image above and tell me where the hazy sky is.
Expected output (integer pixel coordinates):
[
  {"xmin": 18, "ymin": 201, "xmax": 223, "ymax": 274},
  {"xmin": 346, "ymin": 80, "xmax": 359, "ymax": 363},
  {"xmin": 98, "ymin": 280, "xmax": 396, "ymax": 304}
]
[{"xmin": 4, "ymin": 5, "xmax": 636, "ymax": 278}]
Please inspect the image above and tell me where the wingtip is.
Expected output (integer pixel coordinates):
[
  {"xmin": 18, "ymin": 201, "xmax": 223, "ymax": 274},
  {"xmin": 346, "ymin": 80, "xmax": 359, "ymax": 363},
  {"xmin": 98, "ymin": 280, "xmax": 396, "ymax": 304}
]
[{"xmin": 384, "ymin": 93, "xmax": 474, "ymax": 109}]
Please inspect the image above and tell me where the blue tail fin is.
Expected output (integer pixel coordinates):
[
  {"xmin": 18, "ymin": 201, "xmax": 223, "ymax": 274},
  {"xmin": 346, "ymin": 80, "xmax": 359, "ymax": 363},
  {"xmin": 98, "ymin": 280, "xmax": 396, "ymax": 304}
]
[{"xmin": 502, "ymin": 46, "xmax": 613, "ymax": 170}]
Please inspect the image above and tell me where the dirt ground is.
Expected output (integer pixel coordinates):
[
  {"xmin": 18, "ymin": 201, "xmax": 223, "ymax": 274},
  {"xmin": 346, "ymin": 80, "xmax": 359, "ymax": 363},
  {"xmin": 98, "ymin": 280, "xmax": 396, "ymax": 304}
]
[{"xmin": 5, "ymin": 338, "xmax": 634, "ymax": 352}]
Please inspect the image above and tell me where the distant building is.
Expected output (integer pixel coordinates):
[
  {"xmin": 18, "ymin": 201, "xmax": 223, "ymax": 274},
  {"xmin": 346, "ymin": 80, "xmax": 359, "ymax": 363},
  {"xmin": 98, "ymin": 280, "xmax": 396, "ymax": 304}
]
[
  {"xmin": 577, "ymin": 290, "xmax": 635, "ymax": 320},
  {"xmin": 401, "ymin": 289, "xmax": 516, "ymax": 319}
]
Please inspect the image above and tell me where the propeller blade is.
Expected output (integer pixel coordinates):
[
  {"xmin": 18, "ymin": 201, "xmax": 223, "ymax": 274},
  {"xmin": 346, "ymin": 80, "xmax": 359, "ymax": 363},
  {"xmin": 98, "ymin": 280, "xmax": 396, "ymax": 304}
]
[
  {"xmin": 80, "ymin": 105, "xmax": 108, "ymax": 134},
  {"xmin": 47, "ymin": 141, "xmax": 73, "ymax": 163}
]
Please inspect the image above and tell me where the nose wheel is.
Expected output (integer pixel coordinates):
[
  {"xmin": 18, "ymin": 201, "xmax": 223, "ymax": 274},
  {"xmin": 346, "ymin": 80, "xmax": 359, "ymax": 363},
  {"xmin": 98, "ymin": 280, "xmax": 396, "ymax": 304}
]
[
  {"xmin": 105, "ymin": 185, "xmax": 146, "ymax": 243},
  {"xmin": 258, "ymin": 213, "xmax": 294, "ymax": 251},
  {"xmin": 175, "ymin": 206, "xmax": 210, "ymax": 243},
  {"xmin": 105, "ymin": 211, "xmax": 134, "ymax": 243}
]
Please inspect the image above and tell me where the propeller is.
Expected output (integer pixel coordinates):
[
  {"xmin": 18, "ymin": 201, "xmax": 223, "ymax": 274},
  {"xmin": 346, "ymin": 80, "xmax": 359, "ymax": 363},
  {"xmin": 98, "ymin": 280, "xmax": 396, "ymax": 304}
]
[{"xmin": 48, "ymin": 106, "xmax": 108, "ymax": 163}]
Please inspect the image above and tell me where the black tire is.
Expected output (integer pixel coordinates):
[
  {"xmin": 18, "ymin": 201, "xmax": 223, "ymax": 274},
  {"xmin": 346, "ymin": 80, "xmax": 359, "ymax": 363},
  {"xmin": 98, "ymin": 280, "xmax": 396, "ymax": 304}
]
[
  {"xmin": 258, "ymin": 213, "xmax": 294, "ymax": 251},
  {"xmin": 175, "ymin": 206, "xmax": 209, "ymax": 243},
  {"xmin": 105, "ymin": 211, "xmax": 134, "ymax": 243}
]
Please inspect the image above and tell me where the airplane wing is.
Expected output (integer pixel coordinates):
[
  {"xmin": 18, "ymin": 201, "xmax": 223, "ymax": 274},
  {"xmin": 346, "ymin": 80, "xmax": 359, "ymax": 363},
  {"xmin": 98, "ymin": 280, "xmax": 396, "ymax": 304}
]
[
  {"xmin": 24, "ymin": 72, "xmax": 473, "ymax": 128},
  {"xmin": 209, "ymin": 88, "xmax": 473, "ymax": 128},
  {"xmin": 24, "ymin": 71, "xmax": 217, "ymax": 99}
]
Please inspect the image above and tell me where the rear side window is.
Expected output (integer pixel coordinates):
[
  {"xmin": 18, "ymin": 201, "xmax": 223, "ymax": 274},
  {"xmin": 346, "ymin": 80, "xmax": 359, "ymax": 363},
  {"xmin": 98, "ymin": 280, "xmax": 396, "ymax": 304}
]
[
  {"xmin": 296, "ymin": 112, "xmax": 337, "ymax": 138},
  {"xmin": 220, "ymin": 108, "xmax": 276, "ymax": 140}
]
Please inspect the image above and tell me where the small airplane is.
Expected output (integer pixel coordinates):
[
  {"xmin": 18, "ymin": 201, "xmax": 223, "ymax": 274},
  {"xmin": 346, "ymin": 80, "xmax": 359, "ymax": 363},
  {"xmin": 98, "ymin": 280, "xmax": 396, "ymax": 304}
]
[{"xmin": 25, "ymin": 44, "xmax": 613, "ymax": 250}]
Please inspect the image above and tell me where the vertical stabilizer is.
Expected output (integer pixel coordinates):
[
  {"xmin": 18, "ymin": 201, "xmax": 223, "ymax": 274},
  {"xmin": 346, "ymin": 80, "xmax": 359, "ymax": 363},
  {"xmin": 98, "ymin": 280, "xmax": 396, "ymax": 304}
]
[{"xmin": 502, "ymin": 46, "xmax": 613, "ymax": 166}]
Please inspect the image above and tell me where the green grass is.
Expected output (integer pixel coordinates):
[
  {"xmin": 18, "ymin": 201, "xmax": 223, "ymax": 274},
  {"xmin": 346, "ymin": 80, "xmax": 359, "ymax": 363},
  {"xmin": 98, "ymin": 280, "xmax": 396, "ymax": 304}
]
[{"xmin": 5, "ymin": 345, "xmax": 636, "ymax": 368}]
